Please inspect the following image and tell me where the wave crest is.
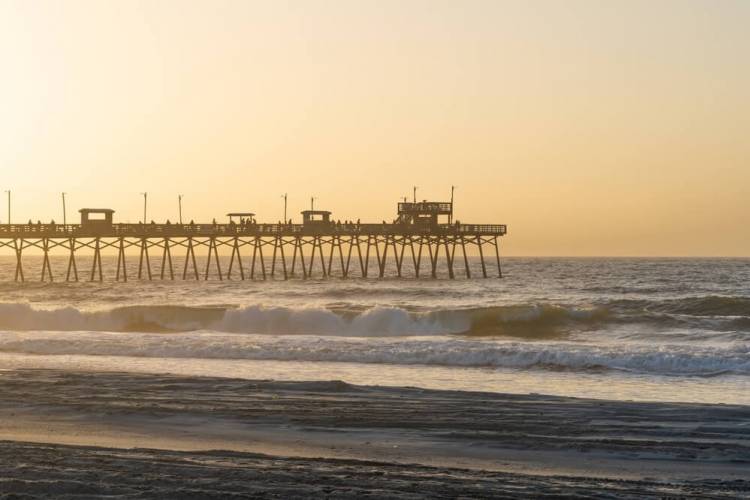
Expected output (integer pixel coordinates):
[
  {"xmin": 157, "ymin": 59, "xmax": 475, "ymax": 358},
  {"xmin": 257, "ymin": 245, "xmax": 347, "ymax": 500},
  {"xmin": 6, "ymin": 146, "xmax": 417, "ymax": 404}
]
[
  {"xmin": 0, "ymin": 330, "xmax": 748, "ymax": 377},
  {"xmin": 1, "ymin": 295, "xmax": 748, "ymax": 339},
  {"xmin": 0, "ymin": 302, "xmax": 605, "ymax": 338}
]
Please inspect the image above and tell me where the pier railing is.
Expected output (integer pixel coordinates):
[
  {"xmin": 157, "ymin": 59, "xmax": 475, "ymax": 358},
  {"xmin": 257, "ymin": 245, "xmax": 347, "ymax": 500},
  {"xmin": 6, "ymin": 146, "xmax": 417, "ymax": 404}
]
[{"xmin": 0, "ymin": 222, "xmax": 507, "ymax": 238}]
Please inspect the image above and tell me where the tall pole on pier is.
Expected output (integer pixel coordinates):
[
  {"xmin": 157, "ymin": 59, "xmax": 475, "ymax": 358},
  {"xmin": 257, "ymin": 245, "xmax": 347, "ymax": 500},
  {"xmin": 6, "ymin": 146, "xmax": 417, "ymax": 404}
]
[
  {"xmin": 5, "ymin": 190, "xmax": 10, "ymax": 225},
  {"xmin": 141, "ymin": 192, "xmax": 147, "ymax": 223},
  {"xmin": 282, "ymin": 193, "xmax": 287, "ymax": 222},
  {"xmin": 413, "ymin": 186, "xmax": 417, "ymax": 203},
  {"xmin": 178, "ymin": 195, "xmax": 183, "ymax": 224},
  {"xmin": 311, "ymin": 196, "xmax": 316, "ymax": 211},
  {"xmin": 62, "ymin": 192, "xmax": 67, "ymax": 226},
  {"xmin": 449, "ymin": 185, "xmax": 455, "ymax": 224}
]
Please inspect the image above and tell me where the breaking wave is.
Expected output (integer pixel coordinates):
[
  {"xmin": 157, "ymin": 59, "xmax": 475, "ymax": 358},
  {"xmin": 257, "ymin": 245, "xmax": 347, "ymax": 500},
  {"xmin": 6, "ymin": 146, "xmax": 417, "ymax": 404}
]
[
  {"xmin": 1, "ymin": 295, "xmax": 749, "ymax": 339},
  {"xmin": 0, "ymin": 330, "xmax": 748, "ymax": 377},
  {"xmin": 0, "ymin": 302, "xmax": 608, "ymax": 338}
]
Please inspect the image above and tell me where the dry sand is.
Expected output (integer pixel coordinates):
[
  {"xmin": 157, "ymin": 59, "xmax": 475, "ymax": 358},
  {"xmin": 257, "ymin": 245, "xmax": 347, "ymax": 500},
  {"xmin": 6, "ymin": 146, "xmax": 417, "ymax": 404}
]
[{"xmin": 0, "ymin": 369, "xmax": 748, "ymax": 498}]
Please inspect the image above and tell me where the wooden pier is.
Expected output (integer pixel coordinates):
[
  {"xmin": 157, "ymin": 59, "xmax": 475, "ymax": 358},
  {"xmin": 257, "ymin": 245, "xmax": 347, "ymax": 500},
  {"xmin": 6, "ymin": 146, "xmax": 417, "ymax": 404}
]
[{"xmin": 0, "ymin": 201, "xmax": 507, "ymax": 282}]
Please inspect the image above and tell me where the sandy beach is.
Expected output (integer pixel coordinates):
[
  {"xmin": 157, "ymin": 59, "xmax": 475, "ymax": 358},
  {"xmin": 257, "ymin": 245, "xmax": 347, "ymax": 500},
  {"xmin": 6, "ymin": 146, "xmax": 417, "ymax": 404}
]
[{"xmin": 0, "ymin": 369, "xmax": 748, "ymax": 498}]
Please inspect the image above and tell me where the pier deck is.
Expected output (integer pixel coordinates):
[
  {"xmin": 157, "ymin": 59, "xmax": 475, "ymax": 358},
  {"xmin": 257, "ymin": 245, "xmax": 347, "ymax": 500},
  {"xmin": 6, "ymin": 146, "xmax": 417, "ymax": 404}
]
[{"xmin": 0, "ymin": 222, "xmax": 506, "ymax": 239}]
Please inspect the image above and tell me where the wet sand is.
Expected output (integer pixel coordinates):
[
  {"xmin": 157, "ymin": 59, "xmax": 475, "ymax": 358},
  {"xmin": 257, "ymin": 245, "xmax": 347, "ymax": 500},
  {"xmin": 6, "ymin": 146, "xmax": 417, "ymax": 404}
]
[{"xmin": 0, "ymin": 369, "xmax": 748, "ymax": 498}]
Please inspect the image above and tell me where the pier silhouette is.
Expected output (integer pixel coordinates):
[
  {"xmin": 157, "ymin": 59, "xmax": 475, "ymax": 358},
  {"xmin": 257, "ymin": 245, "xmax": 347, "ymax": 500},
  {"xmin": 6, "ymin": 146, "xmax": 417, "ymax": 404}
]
[{"xmin": 0, "ymin": 199, "xmax": 506, "ymax": 282}]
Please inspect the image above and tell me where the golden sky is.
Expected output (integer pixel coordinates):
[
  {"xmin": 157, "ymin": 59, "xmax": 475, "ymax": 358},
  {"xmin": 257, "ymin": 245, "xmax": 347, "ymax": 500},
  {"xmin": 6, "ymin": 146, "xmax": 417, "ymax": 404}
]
[{"xmin": 0, "ymin": 0, "xmax": 748, "ymax": 256}]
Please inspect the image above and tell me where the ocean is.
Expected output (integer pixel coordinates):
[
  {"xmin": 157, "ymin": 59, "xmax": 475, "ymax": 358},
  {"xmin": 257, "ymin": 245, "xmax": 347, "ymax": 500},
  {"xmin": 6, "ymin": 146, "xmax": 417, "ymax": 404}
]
[{"xmin": 0, "ymin": 256, "xmax": 748, "ymax": 405}]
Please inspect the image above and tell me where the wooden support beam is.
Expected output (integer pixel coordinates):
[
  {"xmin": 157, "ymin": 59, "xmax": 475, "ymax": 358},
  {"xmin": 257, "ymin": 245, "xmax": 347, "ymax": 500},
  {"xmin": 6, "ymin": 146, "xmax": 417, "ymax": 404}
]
[
  {"xmin": 336, "ymin": 236, "xmax": 346, "ymax": 278},
  {"xmin": 326, "ymin": 237, "xmax": 336, "ymax": 277},
  {"xmin": 378, "ymin": 235, "xmax": 388, "ymax": 278},
  {"xmin": 460, "ymin": 236, "xmax": 471, "ymax": 278},
  {"xmin": 116, "ymin": 238, "xmax": 127, "ymax": 282},
  {"xmin": 41, "ymin": 238, "xmax": 53, "ymax": 282},
  {"xmin": 391, "ymin": 235, "xmax": 404, "ymax": 278},
  {"xmin": 476, "ymin": 235, "xmax": 487, "ymax": 278},
  {"xmin": 364, "ymin": 236, "xmax": 372, "ymax": 278},
  {"xmin": 343, "ymin": 236, "xmax": 353, "ymax": 278},
  {"xmin": 270, "ymin": 236, "xmax": 279, "ymax": 277},
  {"xmin": 494, "ymin": 236, "xmax": 502, "ymax": 278},
  {"xmin": 408, "ymin": 236, "xmax": 419, "ymax": 278},
  {"xmin": 444, "ymin": 236, "xmax": 455, "ymax": 279},
  {"xmin": 160, "ymin": 238, "xmax": 174, "ymax": 280},
  {"xmin": 290, "ymin": 236, "xmax": 303, "ymax": 278},
  {"xmin": 257, "ymin": 238, "xmax": 266, "ymax": 280},
  {"xmin": 138, "ymin": 238, "xmax": 152, "ymax": 280},
  {"xmin": 90, "ymin": 237, "xmax": 103, "ymax": 282},
  {"xmin": 13, "ymin": 239, "xmax": 24, "ymax": 283},
  {"xmin": 307, "ymin": 236, "xmax": 316, "ymax": 278},
  {"xmin": 355, "ymin": 236, "xmax": 365, "ymax": 278},
  {"xmin": 415, "ymin": 236, "xmax": 424, "ymax": 278},
  {"xmin": 204, "ymin": 237, "xmax": 223, "ymax": 280},
  {"xmin": 429, "ymin": 237, "xmax": 440, "ymax": 278},
  {"xmin": 279, "ymin": 237, "xmax": 288, "ymax": 280},
  {"xmin": 66, "ymin": 238, "xmax": 78, "ymax": 282},
  {"xmin": 250, "ymin": 237, "xmax": 258, "ymax": 279},
  {"xmin": 204, "ymin": 238, "xmax": 213, "ymax": 280},
  {"xmin": 298, "ymin": 237, "xmax": 307, "ymax": 279},
  {"xmin": 227, "ymin": 237, "xmax": 242, "ymax": 280},
  {"xmin": 317, "ymin": 236, "xmax": 327, "ymax": 278},
  {"xmin": 183, "ymin": 237, "xmax": 199, "ymax": 280}
]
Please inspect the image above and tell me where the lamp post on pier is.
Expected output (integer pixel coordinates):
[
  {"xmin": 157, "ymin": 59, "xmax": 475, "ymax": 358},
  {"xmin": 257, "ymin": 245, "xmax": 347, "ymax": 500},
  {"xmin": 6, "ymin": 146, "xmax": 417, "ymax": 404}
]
[
  {"xmin": 62, "ymin": 192, "xmax": 67, "ymax": 226},
  {"xmin": 282, "ymin": 193, "xmax": 287, "ymax": 222},
  {"xmin": 141, "ymin": 192, "xmax": 148, "ymax": 223},
  {"xmin": 178, "ymin": 194, "xmax": 183, "ymax": 224},
  {"xmin": 450, "ymin": 185, "xmax": 456, "ymax": 224}
]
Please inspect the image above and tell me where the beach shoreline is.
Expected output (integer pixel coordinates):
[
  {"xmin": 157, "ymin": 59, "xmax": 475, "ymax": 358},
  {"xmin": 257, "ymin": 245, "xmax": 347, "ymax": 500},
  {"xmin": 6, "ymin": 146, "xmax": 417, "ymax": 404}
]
[{"xmin": 0, "ymin": 369, "xmax": 748, "ymax": 497}]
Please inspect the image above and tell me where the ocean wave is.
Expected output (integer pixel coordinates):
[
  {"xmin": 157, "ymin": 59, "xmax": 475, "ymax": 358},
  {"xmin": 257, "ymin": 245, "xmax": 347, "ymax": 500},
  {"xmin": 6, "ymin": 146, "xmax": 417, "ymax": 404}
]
[
  {"xmin": 609, "ymin": 296, "xmax": 750, "ymax": 317},
  {"xmin": 0, "ymin": 303, "xmax": 607, "ymax": 338},
  {"xmin": 0, "ymin": 295, "xmax": 748, "ymax": 340},
  {"xmin": 0, "ymin": 330, "xmax": 748, "ymax": 377}
]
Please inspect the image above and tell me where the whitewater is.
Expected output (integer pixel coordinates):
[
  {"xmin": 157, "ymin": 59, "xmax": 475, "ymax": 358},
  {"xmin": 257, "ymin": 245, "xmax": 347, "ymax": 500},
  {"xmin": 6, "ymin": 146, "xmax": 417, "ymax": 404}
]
[{"xmin": 0, "ymin": 256, "xmax": 748, "ymax": 404}]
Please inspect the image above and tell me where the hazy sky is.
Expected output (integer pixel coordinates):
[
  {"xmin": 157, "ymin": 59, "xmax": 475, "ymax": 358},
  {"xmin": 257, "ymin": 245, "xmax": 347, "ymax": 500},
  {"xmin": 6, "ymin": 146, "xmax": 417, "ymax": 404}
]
[{"xmin": 0, "ymin": 0, "xmax": 748, "ymax": 256}]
